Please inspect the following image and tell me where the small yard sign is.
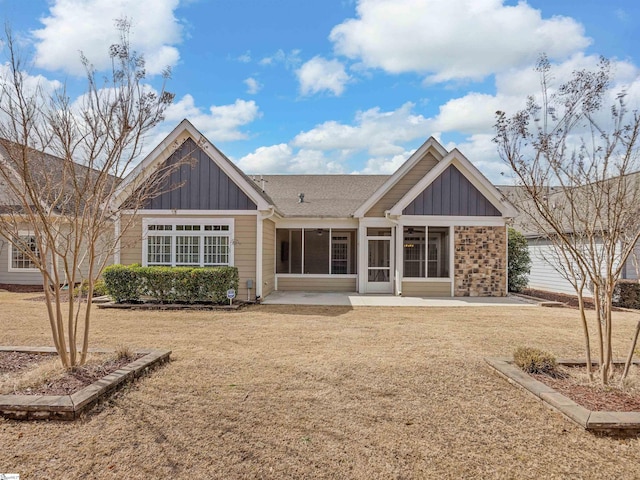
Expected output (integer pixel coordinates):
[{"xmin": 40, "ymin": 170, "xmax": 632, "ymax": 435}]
[{"xmin": 227, "ymin": 289, "xmax": 236, "ymax": 305}]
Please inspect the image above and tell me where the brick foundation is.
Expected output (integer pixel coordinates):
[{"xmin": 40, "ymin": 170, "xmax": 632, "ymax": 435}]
[{"xmin": 454, "ymin": 226, "xmax": 506, "ymax": 297}]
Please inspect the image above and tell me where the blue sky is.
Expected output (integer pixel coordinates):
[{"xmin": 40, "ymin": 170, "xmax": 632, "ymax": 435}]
[{"xmin": 1, "ymin": 0, "xmax": 639, "ymax": 183}]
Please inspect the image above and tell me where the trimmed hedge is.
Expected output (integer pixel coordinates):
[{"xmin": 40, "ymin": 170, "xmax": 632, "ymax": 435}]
[
  {"xmin": 103, "ymin": 264, "xmax": 239, "ymax": 304},
  {"xmin": 614, "ymin": 280, "xmax": 640, "ymax": 309}
]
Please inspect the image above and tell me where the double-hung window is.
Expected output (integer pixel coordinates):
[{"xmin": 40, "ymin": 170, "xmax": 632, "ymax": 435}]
[
  {"xmin": 144, "ymin": 220, "xmax": 233, "ymax": 267},
  {"xmin": 9, "ymin": 233, "xmax": 41, "ymax": 271}
]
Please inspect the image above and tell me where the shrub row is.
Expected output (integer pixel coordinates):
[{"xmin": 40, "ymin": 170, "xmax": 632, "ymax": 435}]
[
  {"xmin": 614, "ymin": 280, "xmax": 640, "ymax": 309},
  {"xmin": 103, "ymin": 264, "xmax": 239, "ymax": 304}
]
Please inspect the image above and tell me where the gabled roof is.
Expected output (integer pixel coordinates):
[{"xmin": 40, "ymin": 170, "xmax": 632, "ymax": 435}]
[
  {"xmin": 353, "ymin": 137, "xmax": 448, "ymax": 218},
  {"xmin": 0, "ymin": 139, "xmax": 117, "ymax": 215},
  {"xmin": 112, "ymin": 119, "xmax": 273, "ymax": 211},
  {"xmin": 389, "ymin": 149, "xmax": 518, "ymax": 218},
  {"xmin": 260, "ymin": 175, "xmax": 387, "ymax": 217}
]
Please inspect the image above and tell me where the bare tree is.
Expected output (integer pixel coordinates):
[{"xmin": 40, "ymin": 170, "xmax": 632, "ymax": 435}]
[
  {"xmin": 0, "ymin": 20, "xmax": 177, "ymax": 368},
  {"xmin": 495, "ymin": 55, "xmax": 640, "ymax": 385}
]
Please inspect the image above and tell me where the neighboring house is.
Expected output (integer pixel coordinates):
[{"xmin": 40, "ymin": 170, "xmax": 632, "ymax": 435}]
[
  {"xmin": 498, "ymin": 185, "xmax": 640, "ymax": 296},
  {"xmin": 109, "ymin": 119, "xmax": 517, "ymax": 299},
  {"xmin": 0, "ymin": 141, "xmax": 115, "ymax": 286}
]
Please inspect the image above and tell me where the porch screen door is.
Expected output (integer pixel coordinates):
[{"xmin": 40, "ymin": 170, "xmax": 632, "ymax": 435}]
[{"xmin": 366, "ymin": 228, "xmax": 393, "ymax": 293}]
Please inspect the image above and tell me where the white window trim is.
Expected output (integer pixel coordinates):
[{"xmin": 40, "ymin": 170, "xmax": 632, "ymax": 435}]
[
  {"xmin": 8, "ymin": 231, "xmax": 41, "ymax": 273},
  {"xmin": 142, "ymin": 218, "xmax": 235, "ymax": 267}
]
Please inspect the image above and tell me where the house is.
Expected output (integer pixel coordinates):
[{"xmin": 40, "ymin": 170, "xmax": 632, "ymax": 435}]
[
  {"xmin": 0, "ymin": 140, "xmax": 117, "ymax": 287},
  {"xmin": 2, "ymin": 119, "xmax": 518, "ymax": 298},
  {"xmin": 499, "ymin": 185, "xmax": 640, "ymax": 296},
  {"xmin": 108, "ymin": 119, "xmax": 516, "ymax": 300}
]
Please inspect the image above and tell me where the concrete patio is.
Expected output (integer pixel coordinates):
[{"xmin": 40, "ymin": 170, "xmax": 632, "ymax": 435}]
[{"xmin": 261, "ymin": 291, "xmax": 538, "ymax": 307}]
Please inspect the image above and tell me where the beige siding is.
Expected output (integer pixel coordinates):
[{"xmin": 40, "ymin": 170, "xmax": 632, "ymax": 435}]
[
  {"xmin": 262, "ymin": 218, "xmax": 275, "ymax": 297},
  {"xmin": 402, "ymin": 281, "xmax": 451, "ymax": 297},
  {"xmin": 365, "ymin": 152, "xmax": 439, "ymax": 217},
  {"xmin": 117, "ymin": 213, "xmax": 257, "ymax": 299},
  {"xmin": 234, "ymin": 215, "xmax": 257, "ymax": 299},
  {"xmin": 276, "ymin": 276, "xmax": 357, "ymax": 292},
  {"xmin": 0, "ymin": 239, "xmax": 42, "ymax": 285},
  {"xmin": 119, "ymin": 215, "xmax": 143, "ymax": 265}
]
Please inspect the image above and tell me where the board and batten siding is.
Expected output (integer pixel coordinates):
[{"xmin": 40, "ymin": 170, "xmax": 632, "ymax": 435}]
[
  {"xmin": 403, "ymin": 165, "xmax": 501, "ymax": 216},
  {"xmin": 365, "ymin": 152, "xmax": 439, "ymax": 217},
  {"xmin": 142, "ymin": 137, "xmax": 257, "ymax": 211},
  {"xmin": 401, "ymin": 281, "xmax": 451, "ymax": 297},
  {"xmin": 117, "ymin": 214, "xmax": 257, "ymax": 299},
  {"xmin": 276, "ymin": 276, "xmax": 357, "ymax": 292},
  {"xmin": 262, "ymin": 218, "xmax": 275, "ymax": 298}
]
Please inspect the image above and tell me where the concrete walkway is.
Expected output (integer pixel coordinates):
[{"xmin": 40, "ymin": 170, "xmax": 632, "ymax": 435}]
[{"xmin": 261, "ymin": 291, "xmax": 538, "ymax": 307}]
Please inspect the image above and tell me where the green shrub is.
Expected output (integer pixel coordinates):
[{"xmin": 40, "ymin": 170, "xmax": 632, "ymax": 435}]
[
  {"xmin": 73, "ymin": 279, "xmax": 109, "ymax": 298},
  {"xmin": 102, "ymin": 264, "xmax": 239, "ymax": 304},
  {"xmin": 508, "ymin": 228, "xmax": 531, "ymax": 293},
  {"xmin": 103, "ymin": 264, "xmax": 142, "ymax": 303},
  {"xmin": 613, "ymin": 280, "xmax": 640, "ymax": 309},
  {"xmin": 513, "ymin": 346, "xmax": 558, "ymax": 376}
]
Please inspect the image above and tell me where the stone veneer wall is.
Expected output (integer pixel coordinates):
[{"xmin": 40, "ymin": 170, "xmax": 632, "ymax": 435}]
[{"xmin": 454, "ymin": 226, "xmax": 506, "ymax": 297}]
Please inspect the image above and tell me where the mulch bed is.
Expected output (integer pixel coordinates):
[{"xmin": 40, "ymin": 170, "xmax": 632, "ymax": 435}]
[
  {"xmin": 0, "ymin": 284, "xmax": 44, "ymax": 293},
  {"xmin": 533, "ymin": 367, "xmax": 640, "ymax": 412},
  {"xmin": 0, "ymin": 351, "xmax": 143, "ymax": 396},
  {"xmin": 0, "ymin": 352, "xmax": 55, "ymax": 374}
]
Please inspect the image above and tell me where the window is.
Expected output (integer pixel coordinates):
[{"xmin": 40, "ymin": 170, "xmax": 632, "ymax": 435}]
[
  {"xmin": 144, "ymin": 220, "xmax": 233, "ymax": 267},
  {"xmin": 403, "ymin": 226, "xmax": 449, "ymax": 278},
  {"xmin": 276, "ymin": 228, "xmax": 356, "ymax": 275},
  {"xmin": 10, "ymin": 233, "xmax": 40, "ymax": 271}
]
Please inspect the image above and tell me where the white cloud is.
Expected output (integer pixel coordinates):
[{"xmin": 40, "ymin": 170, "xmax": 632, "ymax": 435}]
[
  {"xmin": 293, "ymin": 102, "xmax": 429, "ymax": 155},
  {"xmin": 32, "ymin": 0, "xmax": 182, "ymax": 75},
  {"xmin": 237, "ymin": 51, "xmax": 252, "ymax": 63},
  {"xmin": 432, "ymin": 54, "xmax": 640, "ymax": 137},
  {"xmin": 237, "ymin": 144, "xmax": 344, "ymax": 174},
  {"xmin": 156, "ymin": 95, "xmax": 261, "ymax": 143},
  {"xmin": 237, "ymin": 102, "xmax": 435, "ymax": 174},
  {"xmin": 259, "ymin": 49, "xmax": 301, "ymax": 68},
  {"xmin": 296, "ymin": 56, "xmax": 351, "ymax": 96},
  {"xmin": 330, "ymin": 0, "xmax": 590, "ymax": 82},
  {"xmin": 360, "ymin": 150, "xmax": 415, "ymax": 174},
  {"xmin": 244, "ymin": 77, "xmax": 262, "ymax": 95}
]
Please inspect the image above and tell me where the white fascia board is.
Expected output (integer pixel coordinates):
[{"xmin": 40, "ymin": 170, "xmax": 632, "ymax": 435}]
[
  {"xmin": 388, "ymin": 149, "xmax": 518, "ymax": 218},
  {"xmin": 353, "ymin": 137, "xmax": 448, "ymax": 218},
  {"xmin": 274, "ymin": 218, "xmax": 359, "ymax": 229},
  {"xmin": 112, "ymin": 119, "xmax": 272, "ymax": 211}
]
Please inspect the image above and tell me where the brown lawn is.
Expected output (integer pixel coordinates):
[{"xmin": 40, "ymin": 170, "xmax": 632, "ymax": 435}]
[{"xmin": 1, "ymin": 290, "xmax": 639, "ymax": 479}]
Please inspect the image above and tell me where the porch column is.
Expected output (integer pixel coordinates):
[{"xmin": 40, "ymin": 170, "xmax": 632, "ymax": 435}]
[{"xmin": 395, "ymin": 224, "xmax": 403, "ymax": 296}]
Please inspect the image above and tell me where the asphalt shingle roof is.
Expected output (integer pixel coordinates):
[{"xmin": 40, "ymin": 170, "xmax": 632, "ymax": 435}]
[{"xmin": 258, "ymin": 175, "xmax": 389, "ymax": 217}]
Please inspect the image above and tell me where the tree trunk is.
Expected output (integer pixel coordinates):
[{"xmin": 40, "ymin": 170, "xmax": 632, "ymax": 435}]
[
  {"xmin": 576, "ymin": 290, "xmax": 593, "ymax": 380},
  {"xmin": 622, "ymin": 320, "xmax": 640, "ymax": 381}
]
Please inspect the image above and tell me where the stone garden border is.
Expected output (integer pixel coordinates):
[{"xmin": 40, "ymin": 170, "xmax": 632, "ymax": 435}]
[
  {"xmin": 486, "ymin": 357, "xmax": 640, "ymax": 436},
  {"xmin": 0, "ymin": 346, "xmax": 171, "ymax": 420}
]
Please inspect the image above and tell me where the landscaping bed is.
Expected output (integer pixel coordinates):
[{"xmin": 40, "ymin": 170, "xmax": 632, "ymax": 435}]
[
  {"xmin": 0, "ymin": 347, "xmax": 170, "ymax": 420},
  {"xmin": 486, "ymin": 357, "xmax": 640, "ymax": 435}
]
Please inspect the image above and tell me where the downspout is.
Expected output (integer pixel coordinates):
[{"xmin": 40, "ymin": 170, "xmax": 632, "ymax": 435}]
[
  {"xmin": 385, "ymin": 211, "xmax": 402, "ymax": 296},
  {"xmin": 256, "ymin": 206, "xmax": 276, "ymax": 302}
]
